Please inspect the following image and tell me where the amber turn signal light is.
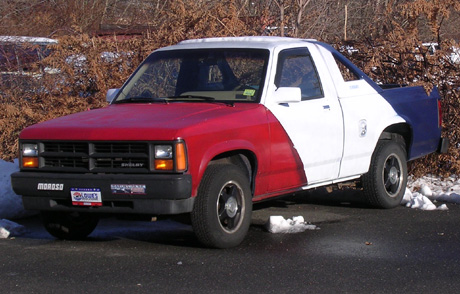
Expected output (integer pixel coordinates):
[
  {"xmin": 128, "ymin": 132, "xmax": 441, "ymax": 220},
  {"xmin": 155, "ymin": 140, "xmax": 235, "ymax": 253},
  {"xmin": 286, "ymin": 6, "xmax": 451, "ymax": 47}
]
[
  {"xmin": 154, "ymin": 159, "xmax": 174, "ymax": 170},
  {"xmin": 175, "ymin": 143, "xmax": 187, "ymax": 171},
  {"xmin": 22, "ymin": 157, "xmax": 38, "ymax": 168}
]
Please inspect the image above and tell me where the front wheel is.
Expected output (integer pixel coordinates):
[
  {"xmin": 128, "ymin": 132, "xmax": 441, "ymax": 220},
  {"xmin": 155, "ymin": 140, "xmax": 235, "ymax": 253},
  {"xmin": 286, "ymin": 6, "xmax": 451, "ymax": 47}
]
[
  {"xmin": 362, "ymin": 139, "xmax": 407, "ymax": 208},
  {"xmin": 191, "ymin": 164, "xmax": 252, "ymax": 248},
  {"xmin": 41, "ymin": 211, "xmax": 99, "ymax": 240}
]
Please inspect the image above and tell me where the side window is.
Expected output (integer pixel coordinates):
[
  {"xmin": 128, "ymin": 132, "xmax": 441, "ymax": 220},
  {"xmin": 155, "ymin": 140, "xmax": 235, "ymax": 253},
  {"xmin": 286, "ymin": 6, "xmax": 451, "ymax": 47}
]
[
  {"xmin": 334, "ymin": 56, "xmax": 360, "ymax": 81},
  {"xmin": 276, "ymin": 49, "xmax": 323, "ymax": 100}
]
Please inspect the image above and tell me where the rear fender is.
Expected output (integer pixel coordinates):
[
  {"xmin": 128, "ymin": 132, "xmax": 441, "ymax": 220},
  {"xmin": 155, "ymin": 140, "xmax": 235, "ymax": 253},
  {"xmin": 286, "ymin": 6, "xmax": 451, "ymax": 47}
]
[
  {"xmin": 380, "ymin": 86, "xmax": 442, "ymax": 160},
  {"xmin": 379, "ymin": 123, "xmax": 413, "ymax": 156}
]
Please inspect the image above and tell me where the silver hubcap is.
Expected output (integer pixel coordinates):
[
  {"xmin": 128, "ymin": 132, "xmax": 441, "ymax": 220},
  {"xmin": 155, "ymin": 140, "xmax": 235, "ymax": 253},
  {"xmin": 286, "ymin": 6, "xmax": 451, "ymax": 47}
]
[
  {"xmin": 388, "ymin": 166, "xmax": 399, "ymax": 185},
  {"xmin": 217, "ymin": 181, "xmax": 244, "ymax": 233},
  {"xmin": 383, "ymin": 154, "xmax": 402, "ymax": 197},
  {"xmin": 225, "ymin": 197, "xmax": 238, "ymax": 218}
]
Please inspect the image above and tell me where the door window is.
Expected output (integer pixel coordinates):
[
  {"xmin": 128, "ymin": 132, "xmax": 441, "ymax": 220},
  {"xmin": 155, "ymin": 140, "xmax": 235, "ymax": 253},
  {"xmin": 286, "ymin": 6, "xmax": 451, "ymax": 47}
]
[{"xmin": 276, "ymin": 49, "xmax": 324, "ymax": 100}]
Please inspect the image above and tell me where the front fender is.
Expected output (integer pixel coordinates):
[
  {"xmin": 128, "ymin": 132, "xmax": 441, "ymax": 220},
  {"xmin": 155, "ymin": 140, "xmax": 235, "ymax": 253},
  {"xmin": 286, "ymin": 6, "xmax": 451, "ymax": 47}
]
[{"xmin": 195, "ymin": 140, "xmax": 259, "ymax": 195}]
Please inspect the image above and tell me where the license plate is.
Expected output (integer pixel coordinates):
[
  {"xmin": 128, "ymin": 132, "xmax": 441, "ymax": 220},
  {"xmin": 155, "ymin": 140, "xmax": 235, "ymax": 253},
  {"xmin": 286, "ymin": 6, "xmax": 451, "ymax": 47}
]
[{"xmin": 71, "ymin": 188, "xmax": 102, "ymax": 206}]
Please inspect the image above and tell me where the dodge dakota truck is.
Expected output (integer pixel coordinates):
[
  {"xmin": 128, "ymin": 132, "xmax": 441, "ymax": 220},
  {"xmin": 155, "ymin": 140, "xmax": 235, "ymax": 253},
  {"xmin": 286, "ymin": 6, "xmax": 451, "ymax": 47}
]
[{"xmin": 11, "ymin": 37, "xmax": 448, "ymax": 248}]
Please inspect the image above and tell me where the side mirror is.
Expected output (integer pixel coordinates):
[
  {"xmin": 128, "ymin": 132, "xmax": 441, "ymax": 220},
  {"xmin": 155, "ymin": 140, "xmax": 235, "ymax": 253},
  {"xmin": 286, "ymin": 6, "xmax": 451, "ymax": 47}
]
[
  {"xmin": 272, "ymin": 87, "xmax": 301, "ymax": 104},
  {"xmin": 106, "ymin": 88, "xmax": 120, "ymax": 103}
]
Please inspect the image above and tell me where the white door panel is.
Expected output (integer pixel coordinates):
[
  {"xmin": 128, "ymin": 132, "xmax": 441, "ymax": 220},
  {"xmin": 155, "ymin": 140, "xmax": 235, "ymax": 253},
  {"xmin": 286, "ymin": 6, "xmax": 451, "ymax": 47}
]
[
  {"xmin": 268, "ymin": 98, "xmax": 343, "ymax": 184},
  {"xmin": 266, "ymin": 45, "xmax": 344, "ymax": 185}
]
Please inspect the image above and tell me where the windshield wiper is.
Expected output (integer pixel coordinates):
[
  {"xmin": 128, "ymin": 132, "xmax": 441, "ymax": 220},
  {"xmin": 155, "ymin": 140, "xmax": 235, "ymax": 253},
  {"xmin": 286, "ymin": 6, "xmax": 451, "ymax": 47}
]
[
  {"xmin": 113, "ymin": 97, "xmax": 167, "ymax": 104},
  {"xmin": 166, "ymin": 95, "xmax": 234, "ymax": 107},
  {"xmin": 115, "ymin": 95, "xmax": 234, "ymax": 107},
  {"xmin": 166, "ymin": 95, "xmax": 216, "ymax": 101}
]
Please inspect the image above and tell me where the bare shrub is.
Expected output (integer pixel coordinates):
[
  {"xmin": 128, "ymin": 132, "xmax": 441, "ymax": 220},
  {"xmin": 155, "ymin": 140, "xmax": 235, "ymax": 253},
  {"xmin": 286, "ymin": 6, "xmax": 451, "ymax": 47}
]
[
  {"xmin": 0, "ymin": 35, "xmax": 159, "ymax": 161},
  {"xmin": 333, "ymin": 0, "xmax": 460, "ymax": 177}
]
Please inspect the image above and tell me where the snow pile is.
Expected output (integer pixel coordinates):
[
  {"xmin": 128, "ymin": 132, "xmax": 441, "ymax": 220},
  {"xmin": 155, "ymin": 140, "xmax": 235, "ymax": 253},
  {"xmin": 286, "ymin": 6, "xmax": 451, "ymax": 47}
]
[
  {"xmin": 266, "ymin": 215, "xmax": 318, "ymax": 233},
  {"xmin": 0, "ymin": 219, "xmax": 27, "ymax": 239},
  {"xmin": 0, "ymin": 159, "xmax": 34, "ymax": 219},
  {"xmin": 405, "ymin": 175, "xmax": 460, "ymax": 210},
  {"xmin": 402, "ymin": 188, "xmax": 448, "ymax": 210},
  {"xmin": 411, "ymin": 175, "xmax": 460, "ymax": 204}
]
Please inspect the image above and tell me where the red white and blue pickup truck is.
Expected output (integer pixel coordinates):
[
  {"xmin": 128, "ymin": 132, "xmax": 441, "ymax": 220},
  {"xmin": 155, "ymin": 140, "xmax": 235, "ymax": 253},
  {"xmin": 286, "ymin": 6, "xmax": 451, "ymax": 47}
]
[{"xmin": 11, "ymin": 37, "xmax": 448, "ymax": 248}]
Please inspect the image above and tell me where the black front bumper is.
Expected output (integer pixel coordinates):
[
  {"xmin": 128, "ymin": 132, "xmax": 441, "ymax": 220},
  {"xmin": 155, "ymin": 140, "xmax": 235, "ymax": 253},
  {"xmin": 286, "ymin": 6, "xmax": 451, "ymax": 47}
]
[{"xmin": 11, "ymin": 172, "xmax": 193, "ymax": 215}]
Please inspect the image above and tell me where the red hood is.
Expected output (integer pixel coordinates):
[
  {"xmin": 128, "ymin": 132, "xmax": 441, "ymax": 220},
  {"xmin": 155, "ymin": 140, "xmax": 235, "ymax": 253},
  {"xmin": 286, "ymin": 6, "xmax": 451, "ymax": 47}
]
[{"xmin": 20, "ymin": 103, "xmax": 264, "ymax": 141}]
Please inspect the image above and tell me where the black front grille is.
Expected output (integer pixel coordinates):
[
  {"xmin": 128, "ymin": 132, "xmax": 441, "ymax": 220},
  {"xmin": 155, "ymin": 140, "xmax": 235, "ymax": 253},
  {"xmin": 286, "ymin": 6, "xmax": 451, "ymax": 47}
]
[
  {"xmin": 45, "ymin": 142, "xmax": 88, "ymax": 153},
  {"xmin": 40, "ymin": 142, "xmax": 150, "ymax": 173},
  {"xmin": 44, "ymin": 157, "xmax": 88, "ymax": 169},
  {"xmin": 93, "ymin": 143, "xmax": 149, "ymax": 154},
  {"xmin": 94, "ymin": 157, "xmax": 148, "ymax": 169}
]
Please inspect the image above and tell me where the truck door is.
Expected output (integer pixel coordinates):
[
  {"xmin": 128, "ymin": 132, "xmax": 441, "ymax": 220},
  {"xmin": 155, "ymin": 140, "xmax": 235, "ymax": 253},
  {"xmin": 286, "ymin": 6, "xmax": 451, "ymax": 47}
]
[{"xmin": 266, "ymin": 47, "xmax": 344, "ymax": 185}]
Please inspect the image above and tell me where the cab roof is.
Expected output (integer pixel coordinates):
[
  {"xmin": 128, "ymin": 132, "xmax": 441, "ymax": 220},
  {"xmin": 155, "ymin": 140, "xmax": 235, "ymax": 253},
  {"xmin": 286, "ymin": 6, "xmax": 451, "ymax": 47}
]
[{"xmin": 159, "ymin": 36, "xmax": 319, "ymax": 51}]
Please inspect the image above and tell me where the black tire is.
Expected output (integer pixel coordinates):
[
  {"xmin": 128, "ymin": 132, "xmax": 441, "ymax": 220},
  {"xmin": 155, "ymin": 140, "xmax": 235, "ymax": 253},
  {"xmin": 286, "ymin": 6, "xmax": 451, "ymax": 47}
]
[
  {"xmin": 362, "ymin": 139, "xmax": 407, "ymax": 208},
  {"xmin": 41, "ymin": 211, "xmax": 99, "ymax": 240},
  {"xmin": 191, "ymin": 164, "xmax": 252, "ymax": 248}
]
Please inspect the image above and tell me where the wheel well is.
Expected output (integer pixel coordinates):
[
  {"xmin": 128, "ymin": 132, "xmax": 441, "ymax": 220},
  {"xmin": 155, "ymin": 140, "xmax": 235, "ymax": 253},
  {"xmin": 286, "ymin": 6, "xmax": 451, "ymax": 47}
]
[
  {"xmin": 208, "ymin": 151, "xmax": 257, "ymax": 196},
  {"xmin": 380, "ymin": 123, "xmax": 412, "ymax": 155}
]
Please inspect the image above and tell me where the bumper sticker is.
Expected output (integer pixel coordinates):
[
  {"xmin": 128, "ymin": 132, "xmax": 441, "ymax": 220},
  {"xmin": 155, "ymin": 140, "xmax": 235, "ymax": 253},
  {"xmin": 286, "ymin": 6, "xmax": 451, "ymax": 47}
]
[{"xmin": 111, "ymin": 184, "xmax": 146, "ymax": 195}]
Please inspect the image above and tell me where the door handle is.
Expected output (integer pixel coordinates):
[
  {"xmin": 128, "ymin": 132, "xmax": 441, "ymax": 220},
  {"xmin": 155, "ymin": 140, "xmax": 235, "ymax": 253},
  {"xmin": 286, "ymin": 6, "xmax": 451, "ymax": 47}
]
[{"xmin": 323, "ymin": 105, "xmax": 330, "ymax": 110}]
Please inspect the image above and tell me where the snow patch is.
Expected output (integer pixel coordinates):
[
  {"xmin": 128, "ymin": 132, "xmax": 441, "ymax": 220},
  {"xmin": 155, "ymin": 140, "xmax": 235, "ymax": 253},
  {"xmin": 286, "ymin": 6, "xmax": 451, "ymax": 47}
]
[
  {"xmin": 405, "ymin": 175, "xmax": 460, "ymax": 210},
  {"xmin": 266, "ymin": 216, "xmax": 318, "ymax": 234},
  {"xmin": 0, "ymin": 219, "xmax": 27, "ymax": 238},
  {"xmin": 403, "ymin": 189, "xmax": 437, "ymax": 210},
  {"xmin": 0, "ymin": 159, "xmax": 36, "ymax": 219}
]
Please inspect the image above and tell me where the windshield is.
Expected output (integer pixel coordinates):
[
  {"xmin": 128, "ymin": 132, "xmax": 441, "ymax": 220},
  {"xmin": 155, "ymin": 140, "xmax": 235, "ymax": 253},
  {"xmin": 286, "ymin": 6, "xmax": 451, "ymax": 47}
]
[{"xmin": 113, "ymin": 48, "xmax": 269, "ymax": 104}]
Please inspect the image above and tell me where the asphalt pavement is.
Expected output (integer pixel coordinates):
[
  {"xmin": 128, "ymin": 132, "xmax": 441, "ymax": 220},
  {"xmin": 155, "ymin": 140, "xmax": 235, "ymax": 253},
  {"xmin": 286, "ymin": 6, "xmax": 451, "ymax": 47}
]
[{"xmin": 1, "ymin": 188, "xmax": 460, "ymax": 294}]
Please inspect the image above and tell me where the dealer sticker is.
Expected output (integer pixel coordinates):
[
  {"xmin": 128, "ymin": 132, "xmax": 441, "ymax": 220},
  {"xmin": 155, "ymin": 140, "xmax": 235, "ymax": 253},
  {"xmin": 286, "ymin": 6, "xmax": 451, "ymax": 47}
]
[
  {"xmin": 71, "ymin": 188, "xmax": 102, "ymax": 206},
  {"xmin": 243, "ymin": 89, "xmax": 256, "ymax": 96}
]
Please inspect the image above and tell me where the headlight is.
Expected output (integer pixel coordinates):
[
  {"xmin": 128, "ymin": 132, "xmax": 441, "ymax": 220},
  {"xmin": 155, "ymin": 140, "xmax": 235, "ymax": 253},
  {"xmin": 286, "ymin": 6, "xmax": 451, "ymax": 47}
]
[
  {"xmin": 21, "ymin": 143, "xmax": 39, "ymax": 168},
  {"xmin": 23, "ymin": 143, "xmax": 38, "ymax": 157},
  {"xmin": 155, "ymin": 145, "xmax": 173, "ymax": 158}
]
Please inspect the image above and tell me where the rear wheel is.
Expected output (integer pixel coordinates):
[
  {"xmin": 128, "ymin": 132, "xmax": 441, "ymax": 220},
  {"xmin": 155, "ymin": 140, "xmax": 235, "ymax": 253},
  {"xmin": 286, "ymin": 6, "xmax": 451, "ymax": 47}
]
[
  {"xmin": 362, "ymin": 139, "xmax": 407, "ymax": 208},
  {"xmin": 191, "ymin": 164, "xmax": 252, "ymax": 248},
  {"xmin": 41, "ymin": 211, "xmax": 99, "ymax": 240}
]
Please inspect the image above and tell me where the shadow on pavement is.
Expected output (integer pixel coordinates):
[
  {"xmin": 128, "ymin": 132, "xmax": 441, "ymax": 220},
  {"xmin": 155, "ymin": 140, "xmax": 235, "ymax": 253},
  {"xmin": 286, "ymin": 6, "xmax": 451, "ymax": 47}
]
[{"xmin": 11, "ymin": 187, "xmax": 372, "ymax": 247}]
